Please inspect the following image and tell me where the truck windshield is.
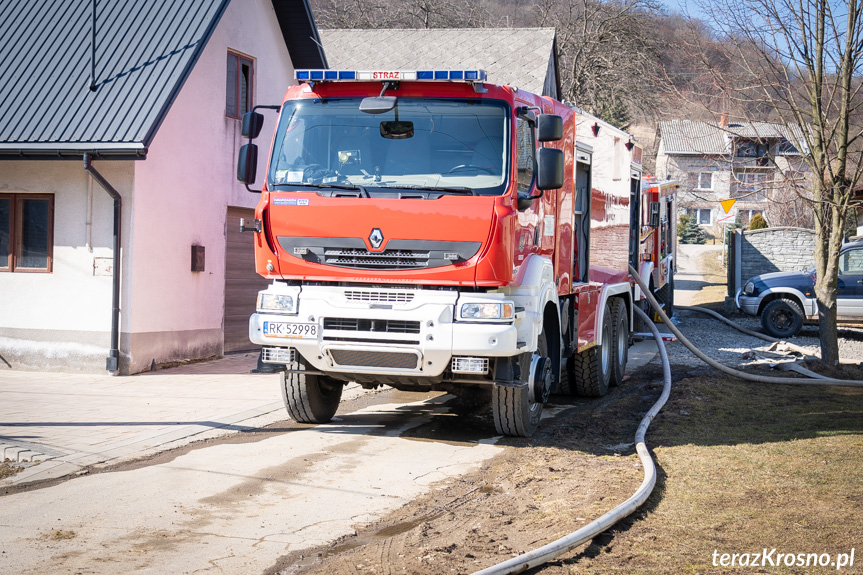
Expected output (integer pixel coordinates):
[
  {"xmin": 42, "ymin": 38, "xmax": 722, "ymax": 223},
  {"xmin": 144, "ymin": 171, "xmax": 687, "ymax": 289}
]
[{"xmin": 268, "ymin": 98, "xmax": 509, "ymax": 196}]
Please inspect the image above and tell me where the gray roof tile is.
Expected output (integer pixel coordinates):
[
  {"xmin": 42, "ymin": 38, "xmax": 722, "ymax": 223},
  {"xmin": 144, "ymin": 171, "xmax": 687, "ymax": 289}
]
[
  {"xmin": 660, "ymin": 119, "xmax": 807, "ymax": 155},
  {"xmin": 0, "ymin": 0, "xmax": 231, "ymax": 156},
  {"xmin": 319, "ymin": 28, "xmax": 557, "ymax": 97},
  {"xmin": 659, "ymin": 120, "xmax": 728, "ymax": 154}
]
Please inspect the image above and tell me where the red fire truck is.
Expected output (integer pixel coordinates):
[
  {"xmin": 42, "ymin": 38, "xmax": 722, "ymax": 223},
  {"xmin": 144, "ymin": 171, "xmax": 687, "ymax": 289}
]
[
  {"xmin": 237, "ymin": 69, "xmax": 643, "ymax": 436},
  {"xmin": 635, "ymin": 176, "xmax": 678, "ymax": 321}
]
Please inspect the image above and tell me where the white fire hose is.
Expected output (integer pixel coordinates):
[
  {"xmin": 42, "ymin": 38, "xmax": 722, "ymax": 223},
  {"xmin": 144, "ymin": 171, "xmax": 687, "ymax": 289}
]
[
  {"xmin": 629, "ymin": 266, "xmax": 863, "ymax": 386},
  {"xmin": 471, "ymin": 303, "xmax": 671, "ymax": 575},
  {"xmin": 472, "ymin": 266, "xmax": 863, "ymax": 575}
]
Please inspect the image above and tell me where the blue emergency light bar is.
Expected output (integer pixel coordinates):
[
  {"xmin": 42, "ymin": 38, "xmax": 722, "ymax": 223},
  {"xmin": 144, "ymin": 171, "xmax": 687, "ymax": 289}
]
[{"xmin": 294, "ymin": 69, "xmax": 488, "ymax": 83}]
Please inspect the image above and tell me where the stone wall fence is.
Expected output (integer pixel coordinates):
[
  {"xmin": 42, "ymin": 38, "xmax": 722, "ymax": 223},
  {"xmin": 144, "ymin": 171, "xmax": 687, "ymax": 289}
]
[{"xmin": 728, "ymin": 227, "xmax": 816, "ymax": 295}]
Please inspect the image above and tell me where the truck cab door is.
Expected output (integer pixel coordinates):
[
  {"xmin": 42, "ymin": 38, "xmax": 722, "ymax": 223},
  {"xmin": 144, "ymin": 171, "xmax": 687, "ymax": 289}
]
[
  {"xmin": 574, "ymin": 144, "xmax": 592, "ymax": 284},
  {"xmin": 628, "ymin": 170, "xmax": 641, "ymax": 271}
]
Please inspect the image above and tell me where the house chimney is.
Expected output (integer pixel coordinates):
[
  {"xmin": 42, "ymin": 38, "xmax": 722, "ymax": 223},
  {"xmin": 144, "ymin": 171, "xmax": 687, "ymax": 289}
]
[{"xmin": 719, "ymin": 112, "xmax": 728, "ymax": 128}]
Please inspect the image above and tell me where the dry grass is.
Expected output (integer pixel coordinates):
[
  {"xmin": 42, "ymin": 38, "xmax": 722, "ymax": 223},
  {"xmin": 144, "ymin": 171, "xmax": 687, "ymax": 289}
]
[
  {"xmin": 573, "ymin": 375, "xmax": 863, "ymax": 574},
  {"xmin": 0, "ymin": 461, "xmax": 21, "ymax": 480}
]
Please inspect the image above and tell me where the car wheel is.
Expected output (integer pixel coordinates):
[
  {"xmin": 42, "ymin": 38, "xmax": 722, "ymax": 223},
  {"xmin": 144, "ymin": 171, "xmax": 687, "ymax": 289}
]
[{"xmin": 761, "ymin": 298, "xmax": 804, "ymax": 338}]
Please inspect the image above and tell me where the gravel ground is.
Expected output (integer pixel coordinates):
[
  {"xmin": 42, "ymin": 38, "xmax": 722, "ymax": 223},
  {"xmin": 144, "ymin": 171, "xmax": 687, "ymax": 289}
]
[{"xmin": 656, "ymin": 308, "xmax": 863, "ymax": 373}]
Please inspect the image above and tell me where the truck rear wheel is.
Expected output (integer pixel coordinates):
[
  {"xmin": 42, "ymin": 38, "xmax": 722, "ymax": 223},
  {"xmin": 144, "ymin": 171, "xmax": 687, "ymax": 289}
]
[
  {"xmin": 570, "ymin": 303, "xmax": 612, "ymax": 397},
  {"xmin": 656, "ymin": 274, "xmax": 674, "ymax": 320},
  {"xmin": 610, "ymin": 298, "xmax": 629, "ymax": 387},
  {"xmin": 281, "ymin": 361, "xmax": 343, "ymax": 424},
  {"xmin": 493, "ymin": 324, "xmax": 550, "ymax": 437}
]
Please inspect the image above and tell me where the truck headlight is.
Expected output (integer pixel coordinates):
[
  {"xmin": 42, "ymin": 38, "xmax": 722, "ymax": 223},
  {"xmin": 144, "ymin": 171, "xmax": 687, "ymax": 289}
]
[
  {"xmin": 257, "ymin": 293, "xmax": 295, "ymax": 313},
  {"xmin": 743, "ymin": 281, "xmax": 755, "ymax": 295},
  {"xmin": 460, "ymin": 302, "xmax": 514, "ymax": 320}
]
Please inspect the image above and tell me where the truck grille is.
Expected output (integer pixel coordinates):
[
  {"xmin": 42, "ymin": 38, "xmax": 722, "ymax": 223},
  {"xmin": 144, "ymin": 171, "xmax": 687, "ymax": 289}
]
[
  {"xmin": 329, "ymin": 349, "xmax": 420, "ymax": 370},
  {"xmin": 325, "ymin": 248, "xmax": 427, "ymax": 269},
  {"xmin": 345, "ymin": 290, "xmax": 415, "ymax": 303},
  {"xmin": 277, "ymin": 237, "xmax": 481, "ymax": 271},
  {"xmin": 323, "ymin": 318, "xmax": 421, "ymax": 334}
]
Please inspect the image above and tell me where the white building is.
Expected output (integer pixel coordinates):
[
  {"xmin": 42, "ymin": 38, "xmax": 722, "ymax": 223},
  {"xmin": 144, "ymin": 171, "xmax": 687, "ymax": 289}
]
[
  {"xmin": 0, "ymin": 0, "xmax": 326, "ymax": 374},
  {"xmin": 656, "ymin": 120, "xmax": 810, "ymax": 234}
]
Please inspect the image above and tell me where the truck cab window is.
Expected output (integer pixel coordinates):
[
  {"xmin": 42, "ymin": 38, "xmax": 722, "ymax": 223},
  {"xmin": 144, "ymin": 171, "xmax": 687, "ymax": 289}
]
[
  {"xmin": 267, "ymin": 98, "xmax": 509, "ymax": 196},
  {"xmin": 516, "ymin": 117, "xmax": 535, "ymax": 192}
]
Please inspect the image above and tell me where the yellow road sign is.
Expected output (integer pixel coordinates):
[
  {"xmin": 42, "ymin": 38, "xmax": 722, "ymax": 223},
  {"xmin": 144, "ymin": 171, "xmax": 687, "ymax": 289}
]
[{"xmin": 720, "ymin": 199, "xmax": 736, "ymax": 213}]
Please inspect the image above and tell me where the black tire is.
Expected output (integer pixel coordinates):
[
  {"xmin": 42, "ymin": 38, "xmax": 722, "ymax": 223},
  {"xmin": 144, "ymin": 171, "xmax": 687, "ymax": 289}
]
[
  {"xmin": 761, "ymin": 298, "xmax": 804, "ymax": 338},
  {"xmin": 558, "ymin": 358, "xmax": 574, "ymax": 395},
  {"xmin": 281, "ymin": 361, "xmax": 343, "ymax": 423},
  {"xmin": 610, "ymin": 298, "xmax": 629, "ymax": 387},
  {"xmin": 656, "ymin": 275, "xmax": 674, "ymax": 320},
  {"xmin": 493, "ymin": 323, "xmax": 549, "ymax": 437},
  {"xmin": 570, "ymin": 304, "xmax": 612, "ymax": 397}
]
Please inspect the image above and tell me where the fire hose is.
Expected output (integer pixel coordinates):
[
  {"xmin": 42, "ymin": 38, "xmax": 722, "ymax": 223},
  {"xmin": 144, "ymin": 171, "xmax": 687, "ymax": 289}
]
[
  {"xmin": 472, "ymin": 266, "xmax": 863, "ymax": 575},
  {"xmin": 471, "ymin": 302, "xmax": 670, "ymax": 575}
]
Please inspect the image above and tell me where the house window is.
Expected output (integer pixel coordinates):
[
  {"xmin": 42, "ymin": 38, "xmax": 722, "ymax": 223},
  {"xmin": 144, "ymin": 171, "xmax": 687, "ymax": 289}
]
[
  {"xmin": 776, "ymin": 138, "xmax": 799, "ymax": 155},
  {"xmin": 226, "ymin": 51, "xmax": 254, "ymax": 119},
  {"xmin": 695, "ymin": 172, "xmax": 713, "ymax": 190},
  {"xmin": 688, "ymin": 207, "xmax": 712, "ymax": 225},
  {"xmin": 0, "ymin": 193, "xmax": 54, "ymax": 273},
  {"xmin": 734, "ymin": 172, "xmax": 769, "ymax": 200},
  {"xmin": 735, "ymin": 139, "xmax": 768, "ymax": 158}
]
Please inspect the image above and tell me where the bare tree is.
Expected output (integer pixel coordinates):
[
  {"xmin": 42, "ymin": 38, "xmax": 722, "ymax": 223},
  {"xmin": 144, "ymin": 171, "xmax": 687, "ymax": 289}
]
[
  {"xmin": 667, "ymin": 0, "xmax": 863, "ymax": 365},
  {"xmin": 535, "ymin": 0, "xmax": 664, "ymax": 127},
  {"xmin": 310, "ymin": 0, "xmax": 500, "ymax": 29}
]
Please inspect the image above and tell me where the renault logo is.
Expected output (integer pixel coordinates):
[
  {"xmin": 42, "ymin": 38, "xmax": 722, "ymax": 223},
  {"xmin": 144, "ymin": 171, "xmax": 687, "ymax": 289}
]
[{"xmin": 368, "ymin": 228, "xmax": 384, "ymax": 250}]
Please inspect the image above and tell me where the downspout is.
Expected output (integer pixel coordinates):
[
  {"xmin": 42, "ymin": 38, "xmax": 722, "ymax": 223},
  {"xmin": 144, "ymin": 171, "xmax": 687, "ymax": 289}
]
[{"xmin": 83, "ymin": 153, "xmax": 122, "ymax": 373}]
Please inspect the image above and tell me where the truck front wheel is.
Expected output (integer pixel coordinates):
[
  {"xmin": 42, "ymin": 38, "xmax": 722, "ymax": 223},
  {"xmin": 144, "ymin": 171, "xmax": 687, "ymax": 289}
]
[
  {"xmin": 281, "ymin": 360, "xmax": 343, "ymax": 424},
  {"xmin": 493, "ymin": 324, "xmax": 551, "ymax": 437}
]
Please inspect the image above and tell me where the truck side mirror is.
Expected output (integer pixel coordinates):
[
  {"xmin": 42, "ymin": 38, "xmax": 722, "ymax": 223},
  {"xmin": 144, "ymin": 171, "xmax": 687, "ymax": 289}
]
[
  {"xmin": 537, "ymin": 114, "xmax": 563, "ymax": 142},
  {"xmin": 237, "ymin": 143, "xmax": 258, "ymax": 185},
  {"xmin": 242, "ymin": 112, "xmax": 265, "ymax": 139},
  {"xmin": 536, "ymin": 147, "xmax": 564, "ymax": 190}
]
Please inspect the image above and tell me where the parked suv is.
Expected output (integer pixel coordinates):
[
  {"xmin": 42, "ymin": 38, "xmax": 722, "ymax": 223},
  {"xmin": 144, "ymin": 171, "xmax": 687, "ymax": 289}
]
[{"xmin": 736, "ymin": 240, "xmax": 863, "ymax": 338}]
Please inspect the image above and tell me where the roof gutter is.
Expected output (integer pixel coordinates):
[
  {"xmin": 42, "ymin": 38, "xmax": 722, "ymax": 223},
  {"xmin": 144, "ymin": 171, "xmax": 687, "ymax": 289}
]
[
  {"xmin": 0, "ymin": 145, "xmax": 147, "ymax": 161},
  {"xmin": 83, "ymin": 153, "xmax": 122, "ymax": 373}
]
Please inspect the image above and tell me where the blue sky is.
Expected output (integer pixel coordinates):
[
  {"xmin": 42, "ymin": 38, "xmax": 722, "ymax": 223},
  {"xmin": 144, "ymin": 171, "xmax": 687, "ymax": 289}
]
[{"xmin": 661, "ymin": 0, "xmax": 709, "ymax": 20}]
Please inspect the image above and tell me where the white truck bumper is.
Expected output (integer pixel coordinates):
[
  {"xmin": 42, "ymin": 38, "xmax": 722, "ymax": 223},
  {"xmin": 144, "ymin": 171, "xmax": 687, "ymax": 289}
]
[{"xmin": 249, "ymin": 285, "xmax": 518, "ymax": 377}]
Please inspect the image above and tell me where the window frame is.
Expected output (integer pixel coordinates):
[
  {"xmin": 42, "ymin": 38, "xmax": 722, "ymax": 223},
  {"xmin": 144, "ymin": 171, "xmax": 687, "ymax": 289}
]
[
  {"xmin": 735, "ymin": 139, "xmax": 769, "ymax": 158},
  {"xmin": 734, "ymin": 171, "xmax": 769, "ymax": 200},
  {"xmin": 0, "ymin": 193, "xmax": 54, "ymax": 273},
  {"xmin": 688, "ymin": 207, "xmax": 712, "ymax": 225},
  {"xmin": 226, "ymin": 50, "xmax": 255, "ymax": 120},
  {"xmin": 695, "ymin": 171, "xmax": 713, "ymax": 190}
]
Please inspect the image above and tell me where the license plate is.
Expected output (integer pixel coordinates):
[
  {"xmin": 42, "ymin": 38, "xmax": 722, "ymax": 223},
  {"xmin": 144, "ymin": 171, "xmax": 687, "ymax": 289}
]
[{"xmin": 263, "ymin": 321, "xmax": 318, "ymax": 339}]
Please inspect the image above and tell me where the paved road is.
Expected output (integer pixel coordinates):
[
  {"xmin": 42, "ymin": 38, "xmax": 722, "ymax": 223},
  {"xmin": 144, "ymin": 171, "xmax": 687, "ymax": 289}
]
[
  {"xmin": 0, "ymin": 295, "xmax": 669, "ymax": 574},
  {"xmin": 0, "ymin": 392, "xmax": 504, "ymax": 575},
  {"xmin": 674, "ymin": 243, "xmax": 725, "ymax": 308},
  {"xmin": 1, "ymin": 353, "xmax": 291, "ymax": 485}
]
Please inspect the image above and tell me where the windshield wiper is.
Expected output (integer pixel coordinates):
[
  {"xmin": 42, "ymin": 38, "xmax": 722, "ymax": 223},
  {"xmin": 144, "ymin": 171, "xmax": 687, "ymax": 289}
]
[
  {"xmin": 396, "ymin": 185, "xmax": 476, "ymax": 196},
  {"xmin": 280, "ymin": 183, "xmax": 369, "ymax": 197}
]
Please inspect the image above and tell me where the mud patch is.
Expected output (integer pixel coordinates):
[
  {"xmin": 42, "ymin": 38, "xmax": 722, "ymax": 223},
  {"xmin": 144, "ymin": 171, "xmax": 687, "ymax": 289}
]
[{"xmin": 263, "ymin": 375, "xmax": 659, "ymax": 575}]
